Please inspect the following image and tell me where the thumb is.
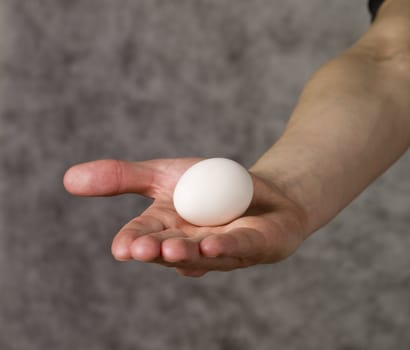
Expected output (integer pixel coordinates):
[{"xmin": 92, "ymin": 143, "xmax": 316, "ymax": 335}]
[{"xmin": 63, "ymin": 159, "xmax": 160, "ymax": 197}]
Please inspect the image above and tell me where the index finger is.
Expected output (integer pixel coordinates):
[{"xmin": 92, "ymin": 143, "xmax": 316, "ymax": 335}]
[{"xmin": 112, "ymin": 215, "xmax": 165, "ymax": 261}]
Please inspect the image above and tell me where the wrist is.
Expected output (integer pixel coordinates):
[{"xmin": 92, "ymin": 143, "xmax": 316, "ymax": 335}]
[{"xmin": 249, "ymin": 160, "xmax": 312, "ymax": 238}]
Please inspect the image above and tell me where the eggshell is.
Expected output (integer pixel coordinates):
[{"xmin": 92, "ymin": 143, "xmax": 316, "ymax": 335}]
[{"xmin": 173, "ymin": 158, "xmax": 254, "ymax": 226}]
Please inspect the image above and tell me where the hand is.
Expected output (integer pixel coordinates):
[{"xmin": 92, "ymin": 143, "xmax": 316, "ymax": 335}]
[{"xmin": 63, "ymin": 158, "xmax": 307, "ymax": 277}]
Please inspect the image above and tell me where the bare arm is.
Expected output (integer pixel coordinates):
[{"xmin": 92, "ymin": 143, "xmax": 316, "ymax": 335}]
[{"xmin": 251, "ymin": 0, "xmax": 410, "ymax": 235}]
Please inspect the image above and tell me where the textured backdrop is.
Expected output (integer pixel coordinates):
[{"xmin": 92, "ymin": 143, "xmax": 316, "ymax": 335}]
[{"xmin": 1, "ymin": 1, "xmax": 409, "ymax": 349}]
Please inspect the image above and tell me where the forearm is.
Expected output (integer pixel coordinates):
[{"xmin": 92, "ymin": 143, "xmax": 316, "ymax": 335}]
[{"xmin": 251, "ymin": 8, "xmax": 410, "ymax": 236}]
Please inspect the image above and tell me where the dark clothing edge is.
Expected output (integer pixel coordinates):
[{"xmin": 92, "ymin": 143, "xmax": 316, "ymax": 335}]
[{"xmin": 368, "ymin": 0, "xmax": 386, "ymax": 21}]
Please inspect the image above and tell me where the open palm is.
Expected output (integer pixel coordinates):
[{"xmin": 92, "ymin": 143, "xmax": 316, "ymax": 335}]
[{"xmin": 64, "ymin": 158, "xmax": 307, "ymax": 277}]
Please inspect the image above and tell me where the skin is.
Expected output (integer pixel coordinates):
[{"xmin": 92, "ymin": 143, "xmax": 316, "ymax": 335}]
[{"xmin": 64, "ymin": 0, "xmax": 410, "ymax": 277}]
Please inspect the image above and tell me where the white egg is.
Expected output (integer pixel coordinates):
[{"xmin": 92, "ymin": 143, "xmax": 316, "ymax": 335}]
[{"xmin": 173, "ymin": 158, "xmax": 254, "ymax": 226}]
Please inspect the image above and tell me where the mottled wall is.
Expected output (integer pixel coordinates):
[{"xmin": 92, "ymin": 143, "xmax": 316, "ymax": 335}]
[{"xmin": 1, "ymin": 1, "xmax": 409, "ymax": 349}]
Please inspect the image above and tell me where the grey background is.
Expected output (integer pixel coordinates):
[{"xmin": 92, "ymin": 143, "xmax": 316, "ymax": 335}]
[{"xmin": 0, "ymin": 1, "xmax": 409, "ymax": 349}]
